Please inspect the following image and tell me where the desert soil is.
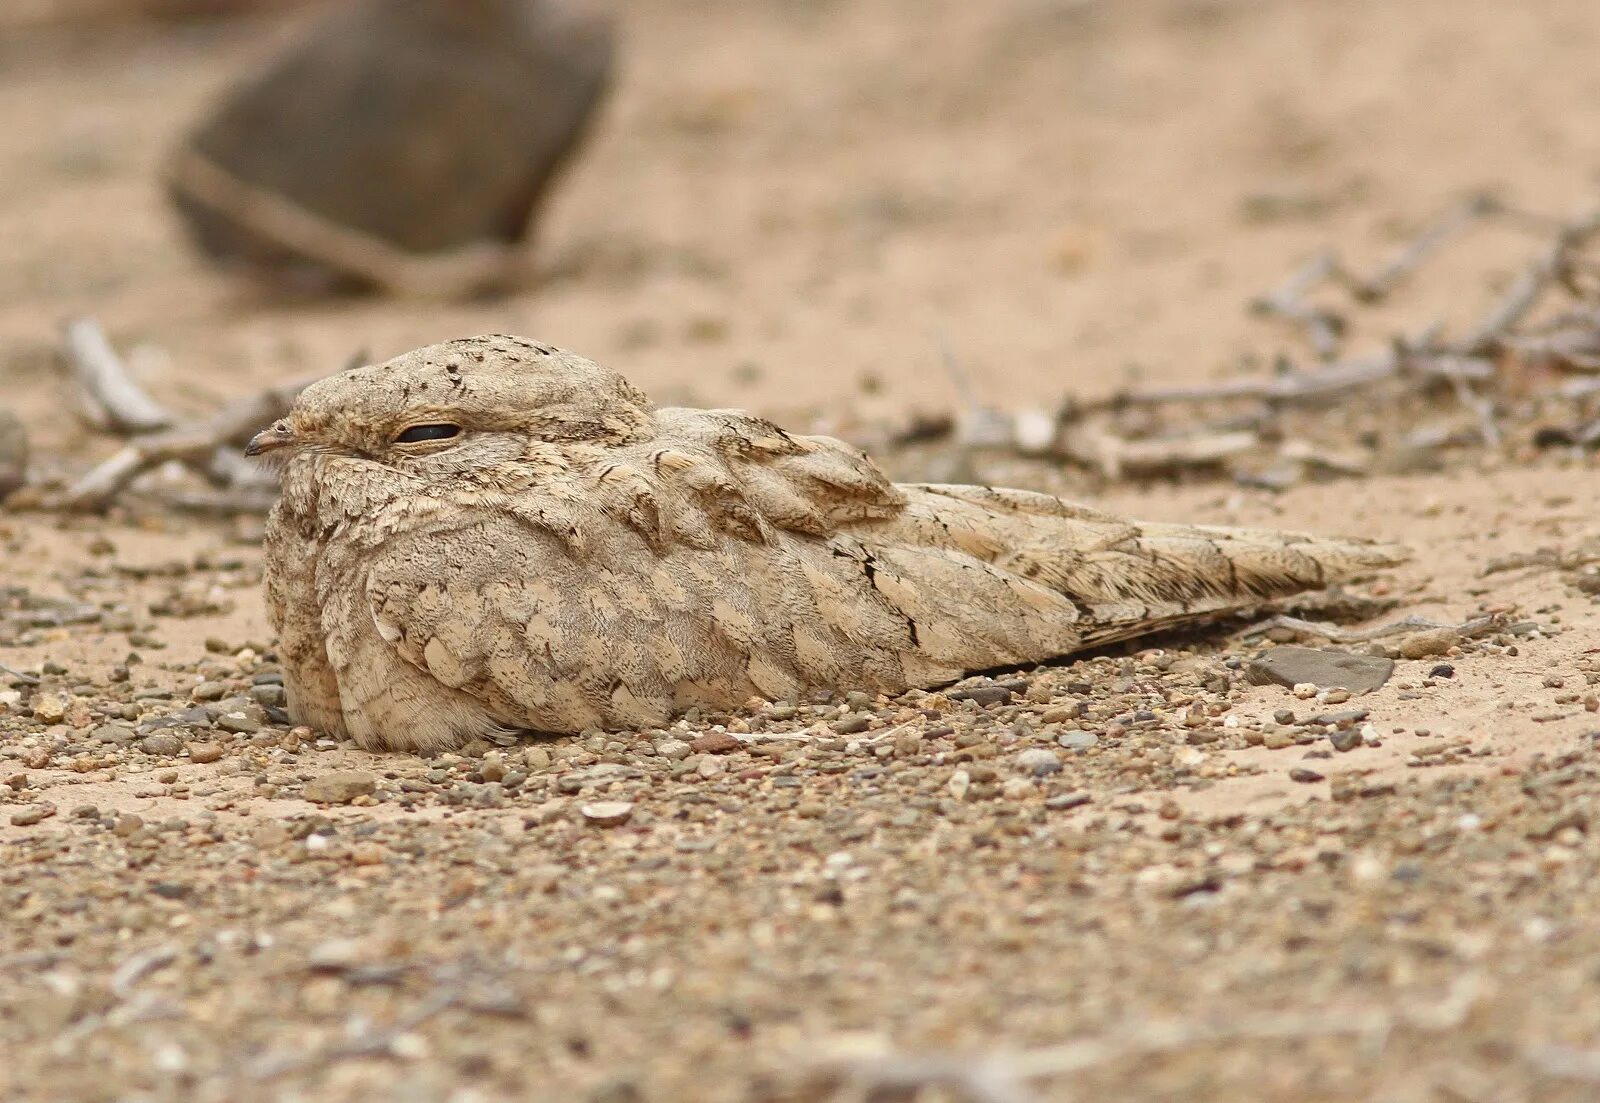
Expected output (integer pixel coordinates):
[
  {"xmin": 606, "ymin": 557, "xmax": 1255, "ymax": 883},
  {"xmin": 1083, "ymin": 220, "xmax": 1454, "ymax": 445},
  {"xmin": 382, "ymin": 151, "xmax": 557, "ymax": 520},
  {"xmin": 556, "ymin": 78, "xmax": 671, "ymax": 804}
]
[{"xmin": 5, "ymin": 2, "xmax": 1600, "ymax": 1101}]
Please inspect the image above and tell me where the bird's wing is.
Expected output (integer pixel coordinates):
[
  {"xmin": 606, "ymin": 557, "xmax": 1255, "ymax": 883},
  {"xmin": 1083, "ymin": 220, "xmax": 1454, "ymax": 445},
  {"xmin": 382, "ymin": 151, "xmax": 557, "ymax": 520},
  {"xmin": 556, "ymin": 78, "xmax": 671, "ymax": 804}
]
[
  {"xmin": 356, "ymin": 494, "xmax": 866, "ymax": 734},
  {"xmin": 856, "ymin": 483, "xmax": 1410, "ymax": 653},
  {"xmin": 613, "ymin": 407, "xmax": 908, "ymax": 545},
  {"xmin": 359, "ymin": 510, "xmax": 708, "ymax": 733},
  {"xmin": 590, "ymin": 416, "xmax": 1405, "ymax": 675}
]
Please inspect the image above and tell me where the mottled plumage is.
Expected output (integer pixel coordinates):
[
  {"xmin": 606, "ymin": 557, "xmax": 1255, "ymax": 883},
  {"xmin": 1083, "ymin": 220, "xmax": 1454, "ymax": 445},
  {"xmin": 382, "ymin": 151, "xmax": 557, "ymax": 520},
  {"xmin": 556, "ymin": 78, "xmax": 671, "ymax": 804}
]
[{"xmin": 250, "ymin": 335, "xmax": 1407, "ymax": 752}]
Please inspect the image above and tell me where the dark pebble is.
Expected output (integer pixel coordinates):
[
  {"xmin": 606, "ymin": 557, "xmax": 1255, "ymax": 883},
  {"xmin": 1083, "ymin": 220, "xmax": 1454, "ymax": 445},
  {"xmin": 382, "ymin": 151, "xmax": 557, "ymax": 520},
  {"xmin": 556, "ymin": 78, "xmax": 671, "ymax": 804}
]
[
  {"xmin": 950, "ymin": 686, "xmax": 1013, "ymax": 708},
  {"xmin": 1328, "ymin": 728, "xmax": 1362, "ymax": 753},
  {"xmin": 249, "ymin": 683, "xmax": 287, "ymax": 707},
  {"xmin": 142, "ymin": 707, "xmax": 213, "ymax": 732}
]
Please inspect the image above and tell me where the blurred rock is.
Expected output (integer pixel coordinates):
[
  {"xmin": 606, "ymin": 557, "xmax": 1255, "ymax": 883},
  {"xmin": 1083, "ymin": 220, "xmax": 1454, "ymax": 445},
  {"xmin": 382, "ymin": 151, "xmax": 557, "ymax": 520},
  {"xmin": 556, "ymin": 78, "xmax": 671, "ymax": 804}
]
[
  {"xmin": 0, "ymin": 410, "xmax": 28, "ymax": 500},
  {"xmin": 165, "ymin": 0, "xmax": 615, "ymax": 296},
  {"xmin": 4, "ymin": 0, "xmax": 312, "ymax": 28}
]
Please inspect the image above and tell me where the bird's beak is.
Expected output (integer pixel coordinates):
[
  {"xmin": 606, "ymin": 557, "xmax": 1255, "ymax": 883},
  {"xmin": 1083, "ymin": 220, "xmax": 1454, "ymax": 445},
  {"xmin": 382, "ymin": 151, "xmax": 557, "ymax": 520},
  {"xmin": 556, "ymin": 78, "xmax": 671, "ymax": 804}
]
[{"xmin": 245, "ymin": 419, "xmax": 296, "ymax": 457}]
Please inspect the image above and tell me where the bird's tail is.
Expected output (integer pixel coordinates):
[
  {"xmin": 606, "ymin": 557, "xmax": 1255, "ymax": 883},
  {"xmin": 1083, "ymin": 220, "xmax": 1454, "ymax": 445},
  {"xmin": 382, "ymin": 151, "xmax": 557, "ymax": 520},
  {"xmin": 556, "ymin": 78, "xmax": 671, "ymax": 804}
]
[{"xmin": 862, "ymin": 484, "xmax": 1407, "ymax": 669}]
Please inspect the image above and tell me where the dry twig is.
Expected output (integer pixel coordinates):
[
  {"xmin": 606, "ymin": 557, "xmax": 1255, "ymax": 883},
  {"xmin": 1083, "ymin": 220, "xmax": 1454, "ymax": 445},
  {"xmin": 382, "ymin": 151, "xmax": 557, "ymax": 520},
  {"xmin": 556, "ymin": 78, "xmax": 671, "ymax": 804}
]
[
  {"xmin": 166, "ymin": 149, "xmax": 535, "ymax": 300},
  {"xmin": 1234, "ymin": 612, "xmax": 1508, "ymax": 644},
  {"xmin": 1353, "ymin": 193, "xmax": 1500, "ymax": 302},
  {"xmin": 1059, "ymin": 427, "xmax": 1258, "ymax": 479},
  {"xmin": 56, "ymin": 375, "xmax": 317, "ymax": 511},
  {"xmin": 0, "ymin": 661, "xmax": 41, "ymax": 686},
  {"xmin": 794, "ymin": 975, "xmax": 1490, "ymax": 1103},
  {"xmin": 61, "ymin": 317, "xmax": 175, "ymax": 434},
  {"xmin": 1462, "ymin": 204, "xmax": 1600, "ymax": 354}
]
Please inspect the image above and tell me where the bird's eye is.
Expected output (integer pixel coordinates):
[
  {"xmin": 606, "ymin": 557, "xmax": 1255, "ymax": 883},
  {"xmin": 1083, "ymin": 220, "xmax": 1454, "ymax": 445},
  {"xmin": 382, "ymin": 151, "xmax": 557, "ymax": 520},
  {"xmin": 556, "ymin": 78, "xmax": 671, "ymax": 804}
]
[{"xmin": 394, "ymin": 423, "xmax": 462, "ymax": 444}]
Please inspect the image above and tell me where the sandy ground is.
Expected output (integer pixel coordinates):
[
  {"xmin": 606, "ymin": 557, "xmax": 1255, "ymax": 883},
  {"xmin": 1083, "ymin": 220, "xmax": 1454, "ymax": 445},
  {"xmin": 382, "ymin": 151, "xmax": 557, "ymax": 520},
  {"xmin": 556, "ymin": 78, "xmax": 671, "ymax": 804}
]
[{"xmin": 5, "ymin": 1, "xmax": 1600, "ymax": 1100}]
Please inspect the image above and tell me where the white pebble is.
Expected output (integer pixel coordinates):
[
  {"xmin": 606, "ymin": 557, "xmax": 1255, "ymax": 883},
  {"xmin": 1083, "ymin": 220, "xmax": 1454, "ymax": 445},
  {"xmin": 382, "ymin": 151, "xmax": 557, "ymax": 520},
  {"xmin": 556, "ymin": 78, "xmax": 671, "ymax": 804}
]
[{"xmin": 947, "ymin": 768, "xmax": 971, "ymax": 801}]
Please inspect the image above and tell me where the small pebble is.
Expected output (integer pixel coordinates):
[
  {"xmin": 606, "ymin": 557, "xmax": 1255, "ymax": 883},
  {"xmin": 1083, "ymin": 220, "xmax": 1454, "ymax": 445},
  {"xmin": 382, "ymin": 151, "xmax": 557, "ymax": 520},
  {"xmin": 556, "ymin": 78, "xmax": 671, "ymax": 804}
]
[
  {"xmin": 689, "ymin": 732, "xmax": 742, "ymax": 754},
  {"xmin": 215, "ymin": 710, "xmax": 263, "ymax": 734},
  {"xmin": 1015, "ymin": 748, "xmax": 1062, "ymax": 776},
  {"xmin": 91, "ymin": 723, "xmax": 136, "ymax": 746},
  {"xmin": 1000, "ymin": 777, "xmax": 1034, "ymax": 799},
  {"xmin": 580, "ymin": 801, "xmax": 634, "ymax": 827},
  {"xmin": 1398, "ymin": 628, "xmax": 1461, "ymax": 660},
  {"xmin": 10, "ymin": 804, "xmax": 55, "ymax": 826},
  {"xmin": 249, "ymin": 683, "xmax": 287, "ymax": 707},
  {"xmin": 480, "ymin": 754, "xmax": 507, "ymax": 783},
  {"xmin": 656, "ymin": 738, "xmax": 692, "ymax": 761},
  {"xmin": 140, "ymin": 731, "xmax": 183, "ymax": 756},
  {"xmin": 303, "ymin": 771, "xmax": 376, "ymax": 804},
  {"xmin": 1045, "ymin": 791, "xmax": 1091, "ymax": 811}
]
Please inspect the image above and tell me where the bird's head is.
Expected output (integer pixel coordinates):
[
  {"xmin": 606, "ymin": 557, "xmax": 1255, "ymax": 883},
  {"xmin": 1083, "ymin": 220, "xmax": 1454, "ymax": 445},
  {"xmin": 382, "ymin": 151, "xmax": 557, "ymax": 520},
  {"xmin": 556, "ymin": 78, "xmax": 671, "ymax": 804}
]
[{"xmin": 246, "ymin": 335, "xmax": 656, "ymax": 479}]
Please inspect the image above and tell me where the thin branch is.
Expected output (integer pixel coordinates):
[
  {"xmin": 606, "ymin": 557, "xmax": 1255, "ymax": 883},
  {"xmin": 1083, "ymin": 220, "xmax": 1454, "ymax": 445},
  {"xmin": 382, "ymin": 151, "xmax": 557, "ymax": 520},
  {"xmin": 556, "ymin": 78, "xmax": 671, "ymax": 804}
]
[
  {"xmin": 937, "ymin": 333, "xmax": 1013, "ymax": 449},
  {"xmin": 61, "ymin": 318, "xmax": 175, "ymax": 434},
  {"xmin": 55, "ymin": 375, "xmax": 318, "ymax": 512},
  {"xmin": 1352, "ymin": 193, "xmax": 1499, "ymax": 302},
  {"xmin": 1250, "ymin": 250, "xmax": 1347, "ymax": 358},
  {"xmin": 1462, "ymin": 204, "xmax": 1600, "ymax": 354},
  {"xmin": 249, "ymin": 977, "xmax": 462, "ymax": 1081},
  {"xmin": 1059, "ymin": 427, "xmax": 1258, "ymax": 479},
  {"xmin": 0, "ymin": 662, "xmax": 41, "ymax": 686},
  {"xmin": 1101, "ymin": 355, "xmax": 1399, "ymax": 408},
  {"xmin": 165, "ymin": 148, "xmax": 534, "ymax": 300},
  {"xmin": 157, "ymin": 486, "xmax": 281, "ymax": 516},
  {"xmin": 109, "ymin": 944, "xmax": 179, "ymax": 999},
  {"xmin": 798, "ymin": 975, "xmax": 1488, "ymax": 1103},
  {"xmin": 1234, "ymin": 613, "xmax": 1507, "ymax": 644},
  {"xmin": 798, "ymin": 1009, "xmax": 1393, "ymax": 1103}
]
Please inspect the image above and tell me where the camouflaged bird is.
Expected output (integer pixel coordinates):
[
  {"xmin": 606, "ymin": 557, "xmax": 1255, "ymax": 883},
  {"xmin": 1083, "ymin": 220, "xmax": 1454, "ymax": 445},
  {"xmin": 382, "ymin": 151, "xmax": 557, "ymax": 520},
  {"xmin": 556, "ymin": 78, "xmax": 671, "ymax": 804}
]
[{"xmin": 249, "ymin": 334, "xmax": 1407, "ymax": 753}]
